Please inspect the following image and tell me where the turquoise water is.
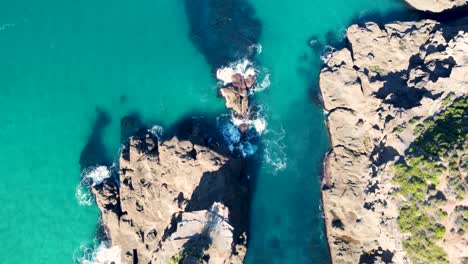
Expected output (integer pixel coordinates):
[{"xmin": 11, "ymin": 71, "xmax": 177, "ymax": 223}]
[{"xmin": 0, "ymin": 0, "xmax": 408, "ymax": 263}]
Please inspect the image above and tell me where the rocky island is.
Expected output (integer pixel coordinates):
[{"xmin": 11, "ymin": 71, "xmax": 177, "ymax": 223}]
[
  {"xmin": 320, "ymin": 7, "xmax": 467, "ymax": 264},
  {"xmin": 92, "ymin": 130, "xmax": 249, "ymax": 264}
]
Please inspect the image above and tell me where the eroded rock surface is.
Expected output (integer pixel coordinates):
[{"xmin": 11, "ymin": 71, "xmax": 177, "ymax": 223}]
[
  {"xmin": 320, "ymin": 19, "xmax": 467, "ymax": 263},
  {"xmin": 93, "ymin": 132, "xmax": 248, "ymax": 264},
  {"xmin": 404, "ymin": 0, "xmax": 468, "ymax": 13},
  {"xmin": 219, "ymin": 73, "xmax": 256, "ymax": 116}
]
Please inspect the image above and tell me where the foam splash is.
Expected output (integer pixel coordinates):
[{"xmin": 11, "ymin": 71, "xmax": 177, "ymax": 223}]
[
  {"xmin": 76, "ymin": 165, "xmax": 112, "ymax": 206},
  {"xmin": 250, "ymin": 70, "xmax": 270, "ymax": 94},
  {"xmin": 216, "ymin": 59, "xmax": 256, "ymax": 85},
  {"xmin": 218, "ymin": 116, "xmax": 260, "ymax": 158},
  {"xmin": 74, "ymin": 241, "xmax": 121, "ymax": 264},
  {"xmin": 231, "ymin": 116, "xmax": 267, "ymax": 134},
  {"xmin": 148, "ymin": 125, "xmax": 164, "ymax": 138},
  {"xmin": 84, "ymin": 166, "xmax": 111, "ymax": 186},
  {"xmin": 320, "ymin": 45, "xmax": 336, "ymax": 64},
  {"xmin": 250, "ymin": 43, "xmax": 262, "ymax": 54},
  {"xmin": 263, "ymin": 126, "xmax": 287, "ymax": 173}
]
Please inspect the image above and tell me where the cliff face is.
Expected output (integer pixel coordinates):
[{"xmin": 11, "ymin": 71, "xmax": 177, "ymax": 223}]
[
  {"xmin": 320, "ymin": 19, "xmax": 467, "ymax": 263},
  {"xmin": 404, "ymin": 0, "xmax": 467, "ymax": 13},
  {"xmin": 93, "ymin": 132, "xmax": 248, "ymax": 264}
]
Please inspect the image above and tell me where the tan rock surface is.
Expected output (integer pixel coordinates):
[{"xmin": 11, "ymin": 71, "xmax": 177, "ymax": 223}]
[
  {"xmin": 404, "ymin": 0, "xmax": 468, "ymax": 13},
  {"xmin": 320, "ymin": 19, "xmax": 467, "ymax": 263},
  {"xmin": 93, "ymin": 132, "xmax": 248, "ymax": 264}
]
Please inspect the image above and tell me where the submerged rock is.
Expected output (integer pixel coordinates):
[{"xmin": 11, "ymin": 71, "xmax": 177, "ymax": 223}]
[
  {"xmin": 404, "ymin": 0, "xmax": 468, "ymax": 13},
  {"xmin": 320, "ymin": 18, "xmax": 468, "ymax": 264},
  {"xmin": 93, "ymin": 132, "xmax": 248, "ymax": 263}
]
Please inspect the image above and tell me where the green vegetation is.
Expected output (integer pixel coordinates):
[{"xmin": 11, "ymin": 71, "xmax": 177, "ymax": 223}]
[
  {"xmin": 392, "ymin": 97, "xmax": 467, "ymax": 264},
  {"xmin": 170, "ymin": 240, "xmax": 206, "ymax": 264},
  {"xmin": 409, "ymin": 116, "xmax": 421, "ymax": 125},
  {"xmin": 394, "ymin": 124, "xmax": 406, "ymax": 134},
  {"xmin": 369, "ymin": 65, "xmax": 385, "ymax": 74},
  {"xmin": 442, "ymin": 92, "xmax": 455, "ymax": 106}
]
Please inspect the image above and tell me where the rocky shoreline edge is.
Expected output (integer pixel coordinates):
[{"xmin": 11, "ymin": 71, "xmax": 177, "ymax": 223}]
[{"xmin": 319, "ymin": 2, "xmax": 468, "ymax": 263}]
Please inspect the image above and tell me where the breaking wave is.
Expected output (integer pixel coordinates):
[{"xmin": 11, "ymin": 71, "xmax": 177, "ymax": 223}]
[
  {"xmin": 74, "ymin": 239, "xmax": 121, "ymax": 264},
  {"xmin": 218, "ymin": 115, "xmax": 262, "ymax": 158},
  {"xmin": 216, "ymin": 59, "xmax": 256, "ymax": 85},
  {"xmin": 76, "ymin": 165, "xmax": 113, "ymax": 206},
  {"xmin": 148, "ymin": 125, "xmax": 164, "ymax": 138},
  {"xmin": 250, "ymin": 68, "xmax": 270, "ymax": 94},
  {"xmin": 320, "ymin": 45, "xmax": 336, "ymax": 64}
]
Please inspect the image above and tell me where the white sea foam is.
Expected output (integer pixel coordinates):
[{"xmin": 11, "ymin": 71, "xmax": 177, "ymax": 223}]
[
  {"xmin": 84, "ymin": 166, "xmax": 111, "ymax": 186},
  {"xmin": 231, "ymin": 115, "xmax": 267, "ymax": 134},
  {"xmin": 75, "ymin": 241, "xmax": 121, "ymax": 264},
  {"xmin": 216, "ymin": 59, "xmax": 256, "ymax": 85},
  {"xmin": 148, "ymin": 125, "xmax": 164, "ymax": 138},
  {"xmin": 76, "ymin": 165, "xmax": 112, "ymax": 206},
  {"xmin": 76, "ymin": 184, "xmax": 93, "ymax": 206},
  {"xmin": 320, "ymin": 45, "xmax": 336, "ymax": 64},
  {"xmin": 251, "ymin": 43, "xmax": 262, "ymax": 54},
  {"xmin": 250, "ymin": 72, "xmax": 270, "ymax": 94},
  {"xmin": 263, "ymin": 125, "xmax": 287, "ymax": 173}
]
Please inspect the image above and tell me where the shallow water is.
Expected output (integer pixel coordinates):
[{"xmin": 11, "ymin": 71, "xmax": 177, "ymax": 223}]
[{"xmin": 0, "ymin": 0, "xmax": 409, "ymax": 263}]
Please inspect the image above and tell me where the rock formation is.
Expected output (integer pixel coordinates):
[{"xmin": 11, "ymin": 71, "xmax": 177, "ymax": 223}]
[
  {"xmin": 219, "ymin": 73, "xmax": 256, "ymax": 116},
  {"xmin": 404, "ymin": 0, "xmax": 467, "ymax": 13},
  {"xmin": 320, "ymin": 18, "xmax": 467, "ymax": 263},
  {"xmin": 93, "ymin": 131, "xmax": 248, "ymax": 264}
]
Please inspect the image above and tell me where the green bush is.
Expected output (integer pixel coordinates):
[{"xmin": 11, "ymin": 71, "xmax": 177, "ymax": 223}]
[{"xmin": 393, "ymin": 98, "xmax": 467, "ymax": 264}]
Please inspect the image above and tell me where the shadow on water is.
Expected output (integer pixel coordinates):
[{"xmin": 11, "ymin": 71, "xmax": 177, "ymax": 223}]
[
  {"xmin": 79, "ymin": 107, "xmax": 112, "ymax": 170},
  {"xmin": 183, "ymin": 0, "xmax": 262, "ymax": 69}
]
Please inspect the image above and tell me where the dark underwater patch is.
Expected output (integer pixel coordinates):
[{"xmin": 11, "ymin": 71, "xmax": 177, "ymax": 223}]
[
  {"xmin": 79, "ymin": 107, "xmax": 112, "ymax": 170},
  {"xmin": 183, "ymin": 0, "xmax": 262, "ymax": 69}
]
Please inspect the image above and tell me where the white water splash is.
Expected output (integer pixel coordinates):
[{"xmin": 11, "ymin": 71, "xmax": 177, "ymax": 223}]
[
  {"xmin": 216, "ymin": 59, "xmax": 256, "ymax": 85},
  {"xmin": 84, "ymin": 166, "xmax": 111, "ymax": 186},
  {"xmin": 251, "ymin": 43, "xmax": 262, "ymax": 54},
  {"xmin": 250, "ymin": 72, "xmax": 270, "ymax": 94},
  {"xmin": 264, "ymin": 126, "xmax": 287, "ymax": 173},
  {"xmin": 76, "ymin": 165, "xmax": 112, "ymax": 206},
  {"xmin": 231, "ymin": 115, "xmax": 267, "ymax": 134},
  {"xmin": 74, "ymin": 241, "xmax": 121, "ymax": 264},
  {"xmin": 320, "ymin": 45, "xmax": 336, "ymax": 64},
  {"xmin": 148, "ymin": 125, "xmax": 164, "ymax": 138}
]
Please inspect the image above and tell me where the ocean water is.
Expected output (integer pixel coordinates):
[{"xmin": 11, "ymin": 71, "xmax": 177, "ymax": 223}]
[{"xmin": 0, "ymin": 0, "xmax": 409, "ymax": 263}]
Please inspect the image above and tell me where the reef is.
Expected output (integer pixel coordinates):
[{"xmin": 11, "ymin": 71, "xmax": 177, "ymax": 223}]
[
  {"xmin": 92, "ymin": 128, "xmax": 249, "ymax": 263},
  {"xmin": 319, "ymin": 16, "xmax": 468, "ymax": 264}
]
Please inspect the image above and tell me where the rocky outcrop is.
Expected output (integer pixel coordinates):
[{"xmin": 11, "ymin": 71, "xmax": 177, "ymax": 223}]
[
  {"xmin": 404, "ymin": 0, "xmax": 467, "ymax": 13},
  {"xmin": 320, "ymin": 19, "xmax": 467, "ymax": 263},
  {"xmin": 219, "ymin": 73, "xmax": 256, "ymax": 116},
  {"xmin": 93, "ymin": 131, "xmax": 248, "ymax": 264}
]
